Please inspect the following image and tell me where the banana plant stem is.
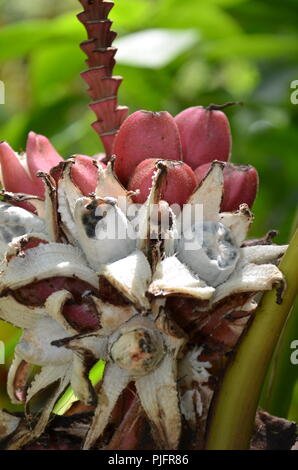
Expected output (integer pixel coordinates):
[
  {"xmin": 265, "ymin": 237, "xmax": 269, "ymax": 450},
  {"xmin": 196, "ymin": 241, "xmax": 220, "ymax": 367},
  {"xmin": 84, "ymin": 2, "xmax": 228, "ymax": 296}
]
[
  {"xmin": 206, "ymin": 228, "xmax": 298, "ymax": 450},
  {"xmin": 260, "ymin": 298, "xmax": 298, "ymax": 418}
]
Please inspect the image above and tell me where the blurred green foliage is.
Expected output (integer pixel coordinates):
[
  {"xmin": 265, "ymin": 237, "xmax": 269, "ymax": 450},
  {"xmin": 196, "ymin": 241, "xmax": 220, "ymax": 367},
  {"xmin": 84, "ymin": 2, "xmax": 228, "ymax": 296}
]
[{"xmin": 0, "ymin": 0, "xmax": 297, "ymax": 421}]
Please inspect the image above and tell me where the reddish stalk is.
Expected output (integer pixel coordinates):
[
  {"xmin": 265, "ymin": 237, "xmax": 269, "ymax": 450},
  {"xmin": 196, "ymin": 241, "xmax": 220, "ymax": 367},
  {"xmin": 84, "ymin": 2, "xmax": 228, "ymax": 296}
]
[{"xmin": 78, "ymin": 0, "xmax": 128, "ymax": 158}]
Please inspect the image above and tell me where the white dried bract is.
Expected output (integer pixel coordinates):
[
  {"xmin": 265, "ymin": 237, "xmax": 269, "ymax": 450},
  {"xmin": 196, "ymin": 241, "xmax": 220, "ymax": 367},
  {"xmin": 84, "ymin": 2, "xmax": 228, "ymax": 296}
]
[{"xmin": 0, "ymin": 161, "xmax": 288, "ymax": 450}]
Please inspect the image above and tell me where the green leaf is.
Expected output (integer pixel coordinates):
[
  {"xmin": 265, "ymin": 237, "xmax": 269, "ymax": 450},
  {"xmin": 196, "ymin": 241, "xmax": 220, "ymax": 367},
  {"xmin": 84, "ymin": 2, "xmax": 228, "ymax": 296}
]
[
  {"xmin": 0, "ymin": 112, "xmax": 29, "ymax": 149},
  {"xmin": 112, "ymin": 0, "xmax": 152, "ymax": 30},
  {"xmin": 152, "ymin": 0, "xmax": 242, "ymax": 38},
  {"xmin": 116, "ymin": 65, "xmax": 169, "ymax": 110},
  {"xmin": 209, "ymin": 0, "xmax": 250, "ymax": 5},
  {"xmin": 0, "ymin": 13, "xmax": 83, "ymax": 62},
  {"xmin": 0, "ymin": 321, "xmax": 21, "ymax": 359},
  {"xmin": 30, "ymin": 44, "xmax": 82, "ymax": 105},
  {"xmin": 221, "ymin": 59, "xmax": 260, "ymax": 96},
  {"xmin": 203, "ymin": 34, "xmax": 298, "ymax": 60},
  {"xmin": 0, "ymin": 20, "xmax": 54, "ymax": 61}
]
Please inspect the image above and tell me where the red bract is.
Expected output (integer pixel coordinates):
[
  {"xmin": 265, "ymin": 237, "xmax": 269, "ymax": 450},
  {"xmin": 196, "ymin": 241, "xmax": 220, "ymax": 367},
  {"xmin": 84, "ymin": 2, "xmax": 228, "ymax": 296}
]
[
  {"xmin": 128, "ymin": 158, "xmax": 197, "ymax": 207},
  {"xmin": 0, "ymin": 134, "xmax": 63, "ymax": 200},
  {"xmin": 0, "ymin": 141, "xmax": 39, "ymax": 197},
  {"xmin": 175, "ymin": 106, "xmax": 232, "ymax": 169},
  {"xmin": 113, "ymin": 110, "xmax": 182, "ymax": 186},
  {"xmin": 26, "ymin": 132, "xmax": 63, "ymax": 196},
  {"xmin": 195, "ymin": 162, "xmax": 259, "ymax": 211},
  {"xmin": 0, "ymin": 134, "xmax": 108, "ymax": 204}
]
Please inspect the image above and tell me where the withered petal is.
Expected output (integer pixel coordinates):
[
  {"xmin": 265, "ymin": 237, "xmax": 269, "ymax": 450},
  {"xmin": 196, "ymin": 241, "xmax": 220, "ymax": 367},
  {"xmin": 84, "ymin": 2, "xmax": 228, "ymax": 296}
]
[
  {"xmin": 136, "ymin": 162, "xmax": 169, "ymax": 257},
  {"xmin": 25, "ymin": 363, "xmax": 70, "ymax": 404},
  {"xmin": 0, "ymin": 410, "xmax": 21, "ymax": 440},
  {"xmin": 0, "ymin": 243, "xmax": 98, "ymax": 293},
  {"xmin": 183, "ymin": 161, "xmax": 224, "ymax": 223},
  {"xmin": 135, "ymin": 354, "xmax": 181, "ymax": 450},
  {"xmin": 83, "ymin": 363, "xmax": 130, "ymax": 449},
  {"xmin": 57, "ymin": 160, "xmax": 83, "ymax": 243},
  {"xmin": 99, "ymin": 250, "xmax": 152, "ymax": 309},
  {"xmin": 212, "ymin": 262, "xmax": 285, "ymax": 305},
  {"xmin": 37, "ymin": 172, "xmax": 60, "ymax": 242},
  {"xmin": 70, "ymin": 353, "xmax": 97, "ymax": 406},
  {"xmin": 0, "ymin": 295, "xmax": 45, "ymax": 329},
  {"xmin": 15, "ymin": 317, "xmax": 73, "ymax": 366},
  {"xmin": 0, "ymin": 201, "xmax": 46, "ymax": 257},
  {"xmin": 219, "ymin": 203, "xmax": 253, "ymax": 246},
  {"xmin": 240, "ymin": 244, "xmax": 288, "ymax": 265},
  {"xmin": 148, "ymin": 256, "xmax": 214, "ymax": 300},
  {"xmin": 73, "ymin": 196, "xmax": 135, "ymax": 270},
  {"xmin": 7, "ymin": 365, "xmax": 70, "ymax": 450},
  {"xmin": 95, "ymin": 161, "xmax": 131, "ymax": 212},
  {"xmin": 7, "ymin": 354, "xmax": 31, "ymax": 404},
  {"xmin": 91, "ymin": 296, "xmax": 137, "ymax": 334}
]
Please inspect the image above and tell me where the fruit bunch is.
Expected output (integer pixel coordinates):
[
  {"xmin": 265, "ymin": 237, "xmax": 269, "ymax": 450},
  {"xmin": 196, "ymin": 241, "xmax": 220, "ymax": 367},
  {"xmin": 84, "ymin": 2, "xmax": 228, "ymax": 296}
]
[
  {"xmin": 0, "ymin": 108, "xmax": 259, "ymax": 217},
  {"xmin": 113, "ymin": 106, "xmax": 259, "ymax": 211}
]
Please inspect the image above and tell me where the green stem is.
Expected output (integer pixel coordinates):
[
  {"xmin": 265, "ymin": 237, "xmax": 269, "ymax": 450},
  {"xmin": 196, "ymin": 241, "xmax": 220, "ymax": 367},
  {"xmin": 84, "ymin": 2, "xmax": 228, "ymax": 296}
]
[
  {"xmin": 260, "ymin": 298, "xmax": 298, "ymax": 418},
  {"xmin": 206, "ymin": 228, "xmax": 298, "ymax": 450},
  {"xmin": 288, "ymin": 381, "xmax": 298, "ymax": 422},
  {"xmin": 260, "ymin": 210, "xmax": 298, "ymax": 417}
]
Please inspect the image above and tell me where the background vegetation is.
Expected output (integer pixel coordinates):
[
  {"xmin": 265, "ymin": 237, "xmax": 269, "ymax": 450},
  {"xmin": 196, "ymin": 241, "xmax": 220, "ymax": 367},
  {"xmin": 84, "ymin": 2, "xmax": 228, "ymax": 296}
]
[{"xmin": 0, "ymin": 0, "xmax": 297, "ymax": 426}]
